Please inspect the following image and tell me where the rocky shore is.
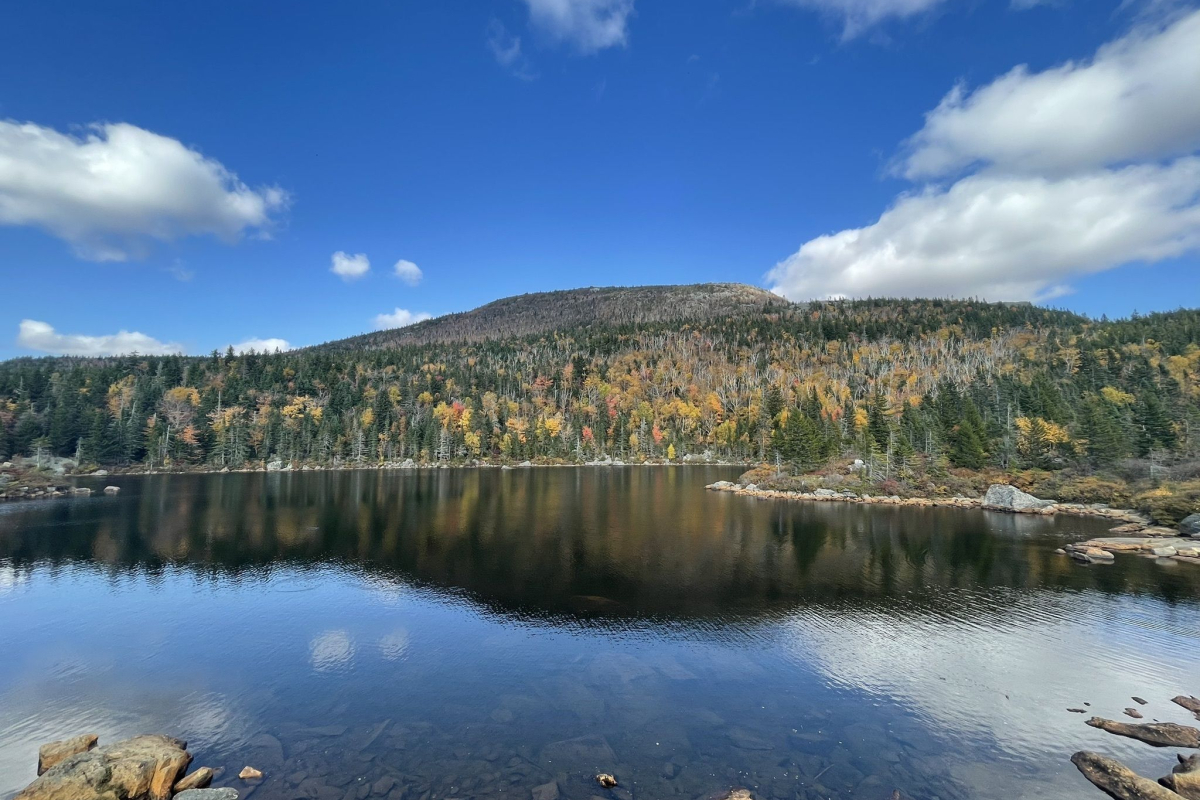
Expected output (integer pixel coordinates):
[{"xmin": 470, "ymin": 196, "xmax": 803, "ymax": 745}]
[
  {"xmin": 12, "ymin": 731, "xmax": 768, "ymax": 800},
  {"xmin": 1069, "ymin": 694, "xmax": 1200, "ymax": 799},
  {"xmin": 0, "ymin": 457, "xmax": 745, "ymax": 504},
  {"xmin": 15, "ymin": 733, "xmax": 240, "ymax": 800},
  {"xmin": 706, "ymin": 480, "xmax": 1200, "ymax": 567}
]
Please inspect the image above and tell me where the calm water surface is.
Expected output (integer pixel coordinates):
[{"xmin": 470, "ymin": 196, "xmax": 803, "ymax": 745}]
[{"xmin": 1, "ymin": 467, "xmax": 1198, "ymax": 800}]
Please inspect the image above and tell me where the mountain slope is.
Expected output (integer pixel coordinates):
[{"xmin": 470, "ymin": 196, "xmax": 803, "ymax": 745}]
[{"xmin": 319, "ymin": 283, "xmax": 789, "ymax": 350}]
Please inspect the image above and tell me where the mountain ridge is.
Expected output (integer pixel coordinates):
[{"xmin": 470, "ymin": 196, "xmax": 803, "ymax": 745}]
[{"xmin": 318, "ymin": 282, "xmax": 790, "ymax": 351}]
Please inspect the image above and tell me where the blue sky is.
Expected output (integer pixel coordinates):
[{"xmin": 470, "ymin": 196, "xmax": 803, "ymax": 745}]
[{"xmin": 1, "ymin": 0, "xmax": 1198, "ymax": 358}]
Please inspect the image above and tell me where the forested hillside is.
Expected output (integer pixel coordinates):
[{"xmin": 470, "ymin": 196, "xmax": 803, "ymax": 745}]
[{"xmin": 2, "ymin": 291, "xmax": 1199, "ymax": 514}]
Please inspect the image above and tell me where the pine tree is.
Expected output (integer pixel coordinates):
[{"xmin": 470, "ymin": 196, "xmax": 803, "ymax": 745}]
[
  {"xmin": 1079, "ymin": 395, "xmax": 1126, "ymax": 468},
  {"xmin": 867, "ymin": 391, "xmax": 891, "ymax": 450}
]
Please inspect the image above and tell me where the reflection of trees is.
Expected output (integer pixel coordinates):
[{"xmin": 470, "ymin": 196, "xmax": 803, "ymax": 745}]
[{"xmin": 1, "ymin": 469, "xmax": 1198, "ymax": 625}]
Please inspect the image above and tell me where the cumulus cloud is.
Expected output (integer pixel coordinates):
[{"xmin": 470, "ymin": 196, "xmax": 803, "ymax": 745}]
[
  {"xmin": 0, "ymin": 120, "xmax": 287, "ymax": 262},
  {"xmin": 229, "ymin": 337, "xmax": 290, "ymax": 354},
  {"xmin": 899, "ymin": 9, "xmax": 1200, "ymax": 179},
  {"xmin": 523, "ymin": 0, "xmax": 634, "ymax": 52},
  {"xmin": 776, "ymin": 0, "xmax": 948, "ymax": 38},
  {"xmin": 373, "ymin": 308, "xmax": 433, "ymax": 330},
  {"xmin": 331, "ymin": 251, "xmax": 370, "ymax": 280},
  {"xmin": 392, "ymin": 259, "xmax": 424, "ymax": 285},
  {"xmin": 17, "ymin": 319, "xmax": 184, "ymax": 356},
  {"xmin": 769, "ymin": 9, "xmax": 1200, "ymax": 302},
  {"xmin": 768, "ymin": 160, "xmax": 1200, "ymax": 302}
]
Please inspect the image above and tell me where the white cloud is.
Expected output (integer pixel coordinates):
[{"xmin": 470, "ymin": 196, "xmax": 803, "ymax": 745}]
[
  {"xmin": 392, "ymin": 259, "xmax": 423, "ymax": 285},
  {"xmin": 331, "ymin": 251, "xmax": 370, "ymax": 280},
  {"xmin": 17, "ymin": 319, "xmax": 184, "ymax": 356},
  {"xmin": 776, "ymin": 0, "xmax": 948, "ymax": 39},
  {"xmin": 488, "ymin": 20, "xmax": 538, "ymax": 80},
  {"xmin": 770, "ymin": 9, "xmax": 1200, "ymax": 302},
  {"xmin": 768, "ymin": 159, "xmax": 1200, "ymax": 302},
  {"xmin": 523, "ymin": 0, "xmax": 634, "ymax": 52},
  {"xmin": 0, "ymin": 120, "xmax": 287, "ymax": 262},
  {"xmin": 229, "ymin": 337, "xmax": 290, "ymax": 354},
  {"xmin": 900, "ymin": 9, "xmax": 1200, "ymax": 179},
  {"xmin": 373, "ymin": 308, "xmax": 433, "ymax": 330}
]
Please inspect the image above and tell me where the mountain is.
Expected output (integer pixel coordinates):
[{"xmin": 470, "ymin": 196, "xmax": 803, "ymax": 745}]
[
  {"xmin": 319, "ymin": 283, "xmax": 790, "ymax": 350},
  {"xmin": 2, "ymin": 293, "xmax": 1198, "ymax": 521}
]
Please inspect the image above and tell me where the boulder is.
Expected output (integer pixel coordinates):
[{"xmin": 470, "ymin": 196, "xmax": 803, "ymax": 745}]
[
  {"xmin": 1069, "ymin": 547, "xmax": 1116, "ymax": 564},
  {"xmin": 266, "ymin": 460, "xmax": 283, "ymax": 471},
  {"xmin": 1175, "ymin": 696, "xmax": 1200, "ymax": 720},
  {"xmin": 1182, "ymin": 514, "xmax": 1200, "ymax": 538},
  {"xmin": 174, "ymin": 767, "xmax": 214, "ymax": 792},
  {"xmin": 175, "ymin": 791, "xmax": 239, "ymax": 800},
  {"xmin": 104, "ymin": 486, "xmax": 120, "ymax": 495},
  {"xmin": 1086, "ymin": 717, "xmax": 1200, "ymax": 747},
  {"xmin": 37, "ymin": 734, "xmax": 98, "ymax": 775},
  {"xmin": 983, "ymin": 484, "xmax": 1053, "ymax": 512},
  {"xmin": 17, "ymin": 734, "xmax": 191, "ymax": 800},
  {"xmin": 1160, "ymin": 754, "xmax": 1200, "ymax": 800},
  {"xmin": 1072, "ymin": 751, "xmax": 1182, "ymax": 800}
]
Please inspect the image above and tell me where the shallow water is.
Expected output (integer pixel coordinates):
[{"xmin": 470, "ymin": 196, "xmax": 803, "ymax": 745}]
[{"xmin": 1, "ymin": 467, "xmax": 1198, "ymax": 800}]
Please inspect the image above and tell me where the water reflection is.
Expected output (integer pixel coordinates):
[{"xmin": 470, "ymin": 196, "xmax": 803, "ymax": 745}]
[{"xmin": 0, "ymin": 468, "xmax": 1197, "ymax": 800}]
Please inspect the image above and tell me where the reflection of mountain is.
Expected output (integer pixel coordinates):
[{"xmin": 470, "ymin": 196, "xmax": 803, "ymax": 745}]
[{"xmin": 1, "ymin": 469, "xmax": 1197, "ymax": 627}]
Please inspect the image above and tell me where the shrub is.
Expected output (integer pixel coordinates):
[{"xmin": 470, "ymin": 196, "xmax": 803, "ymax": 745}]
[
  {"xmin": 1135, "ymin": 481, "xmax": 1200, "ymax": 526},
  {"xmin": 1053, "ymin": 476, "xmax": 1134, "ymax": 508}
]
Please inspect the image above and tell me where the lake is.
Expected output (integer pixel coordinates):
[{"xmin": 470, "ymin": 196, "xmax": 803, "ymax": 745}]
[{"xmin": 1, "ymin": 467, "xmax": 1198, "ymax": 800}]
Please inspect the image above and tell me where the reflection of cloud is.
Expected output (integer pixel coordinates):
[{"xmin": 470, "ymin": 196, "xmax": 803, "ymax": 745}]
[
  {"xmin": 176, "ymin": 691, "xmax": 247, "ymax": 747},
  {"xmin": 379, "ymin": 629, "xmax": 410, "ymax": 661},
  {"xmin": 0, "ymin": 564, "xmax": 24, "ymax": 595},
  {"xmin": 782, "ymin": 592, "xmax": 1200, "ymax": 799},
  {"xmin": 309, "ymin": 630, "xmax": 355, "ymax": 672}
]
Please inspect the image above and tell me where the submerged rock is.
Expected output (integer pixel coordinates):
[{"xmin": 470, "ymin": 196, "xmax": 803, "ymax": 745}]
[
  {"xmin": 595, "ymin": 774, "xmax": 617, "ymax": 788},
  {"xmin": 1086, "ymin": 716, "xmax": 1200, "ymax": 747},
  {"xmin": 1072, "ymin": 751, "xmax": 1181, "ymax": 800},
  {"xmin": 18, "ymin": 734, "xmax": 190, "ymax": 800},
  {"xmin": 983, "ymin": 484, "xmax": 1053, "ymax": 511},
  {"xmin": 238, "ymin": 766, "xmax": 264, "ymax": 780},
  {"xmin": 705, "ymin": 790, "xmax": 753, "ymax": 800},
  {"xmin": 37, "ymin": 733, "xmax": 98, "ymax": 775},
  {"xmin": 1160, "ymin": 754, "xmax": 1200, "ymax": 799}
]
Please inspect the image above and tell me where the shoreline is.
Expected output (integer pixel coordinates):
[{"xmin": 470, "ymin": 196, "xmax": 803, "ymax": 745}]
[
  {"xmin": 0, "ymin": 459, "xmax": 749, "ymax": 503},
  {"xmin": 706, "ymin": 480, "xmax": 1200, "ymax": 566},
  {"xmin": 704, "ymin": 479, "xmax": 1152, "ymax": 523}
]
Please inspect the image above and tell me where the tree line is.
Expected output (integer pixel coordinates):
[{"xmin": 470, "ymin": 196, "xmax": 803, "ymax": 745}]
[{"xmin": 1, "ymin": 300, "xmax": 1197, "ymax": 482}]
